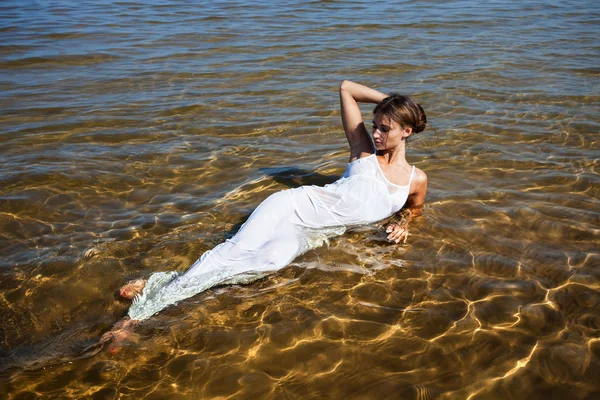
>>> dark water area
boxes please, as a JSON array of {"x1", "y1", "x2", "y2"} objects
[{"x1": 1, "y1": 0, "x2": 599, "y2": 398}]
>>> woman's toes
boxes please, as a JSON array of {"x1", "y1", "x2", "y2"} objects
[
  {"x1": 99, "y1": 331, "x2": 115, "y2": 344},
  {"x1": 106, "y1": 329, "x2": 140, "y2": 354}
]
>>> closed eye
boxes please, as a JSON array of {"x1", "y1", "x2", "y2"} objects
[{"x1": 372, "y1": 123, "x2": 390, "y2": 133}]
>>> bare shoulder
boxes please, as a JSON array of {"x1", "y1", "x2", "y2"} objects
[
  {"x1": 408, "y1": 167, "x2": 428, "y2": 206},
  {"x1": 413, "y1": 167, "x2": 428, "y2": 187}
]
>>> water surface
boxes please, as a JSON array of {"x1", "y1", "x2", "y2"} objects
[{"x1": 1, "y1": 0, "x2": 599, "y2": 398}]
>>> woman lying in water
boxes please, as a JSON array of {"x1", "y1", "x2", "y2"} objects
[{"x1": 92, "y1": 80, "x2": 429, "y2": 353}]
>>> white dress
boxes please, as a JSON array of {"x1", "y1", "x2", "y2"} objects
[{"x1": 128, "y1": 154, "x2": 415, "y2": 320}]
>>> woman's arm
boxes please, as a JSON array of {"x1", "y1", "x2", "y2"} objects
[
  {"x1": 386, "y1": 169, "x2": 428, "y2": 243},
  {"x1": 339, "y1": 80, "x2": 387, "y2": 161}
]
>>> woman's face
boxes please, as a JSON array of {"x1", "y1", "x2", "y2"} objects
[{"x1": 371, "y1": 112, "x2": 410, "y2": 150}]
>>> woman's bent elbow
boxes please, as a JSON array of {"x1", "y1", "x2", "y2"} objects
[{"x1": 340, "y1": 80, "x2": 352, "y2": 92}]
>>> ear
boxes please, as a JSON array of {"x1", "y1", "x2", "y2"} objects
[{"x1": 401, "y1": 126, "x2": 413, "y2": 138}]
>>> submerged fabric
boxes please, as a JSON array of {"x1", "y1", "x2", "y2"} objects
[{"x1": 128, "y1": 154, "x2": 415, "y2": 320}]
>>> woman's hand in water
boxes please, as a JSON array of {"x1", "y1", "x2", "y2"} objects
[
  {"x1": 386, "y1": 222, "x2": 409, "y2": 243},
  {"x1": 386, "y1": 206, "x2": 423, "y2": 244}
]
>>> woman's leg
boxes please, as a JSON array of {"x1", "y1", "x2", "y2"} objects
[
  {"x1": 90, "y1": 190, "x2": 303, "y2": 354},
  {"x1": 127, "y1": 190, "x2": 301, "y2": 321},
  {"x1": 185, "y1": 190, "x2": 300, "y2": 278}
]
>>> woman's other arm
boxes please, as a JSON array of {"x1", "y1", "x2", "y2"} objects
[
  {"x1": 386, "y1": 169, "x2": 428, "y2": 243},
  {"x1": 339, "y1": 80, "x2": 387, "y2": 161}
]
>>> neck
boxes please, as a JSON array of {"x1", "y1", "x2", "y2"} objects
[{"x1": 377, "y1": 142, "x2": 407, "y2": 165}]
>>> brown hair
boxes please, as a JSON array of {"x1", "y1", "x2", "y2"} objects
[{"x1": 373, "y1": 93, "x2": 427, "y2": 134}]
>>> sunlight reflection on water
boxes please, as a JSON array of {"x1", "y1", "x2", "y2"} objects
[{"x1": 1, "y1": 0, "x2": 599, "y2": 398}]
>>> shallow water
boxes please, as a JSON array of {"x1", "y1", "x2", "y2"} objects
[{"x1": 1, "y1": 0, "x2": 599, "y2": 398}]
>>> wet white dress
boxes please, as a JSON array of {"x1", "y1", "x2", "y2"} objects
[{"x1": 128, "y1": 154, "x2": 415, "y2": 320}]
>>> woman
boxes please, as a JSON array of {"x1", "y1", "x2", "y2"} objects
[{"x1": 95, "y1": 80, "x2": 428, "y2": 353}]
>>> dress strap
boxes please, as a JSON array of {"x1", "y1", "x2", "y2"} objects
[{"x1": 408, "y1": 165, "x2": 416, "y2": 186}]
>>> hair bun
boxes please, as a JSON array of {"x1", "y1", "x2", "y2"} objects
[
  {"x1": 373, "y1": 94, "x2": 427, "y2": 136},
  {"x1": 415, "y1": 103, "x2": 427, "y2": 134}
]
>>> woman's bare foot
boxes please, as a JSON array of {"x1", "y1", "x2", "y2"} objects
[
  {"x1": 99, "y1": 317, "x2": 140, "y2": 354},
  {"x1": 82, "y1": 317, "x2": 140, "y2": 356},
  {"x1": 119, "y1": 279, "x2": 147, "y2": 300}
]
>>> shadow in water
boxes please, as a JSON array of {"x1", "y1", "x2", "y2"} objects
[{"x1": 259, "y1": 166, "x2": 339, "y2": 188}]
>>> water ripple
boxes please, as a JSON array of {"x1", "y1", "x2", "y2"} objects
[{"x1": 1, "y1": 0, "x2": 599, "y2": 398}]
